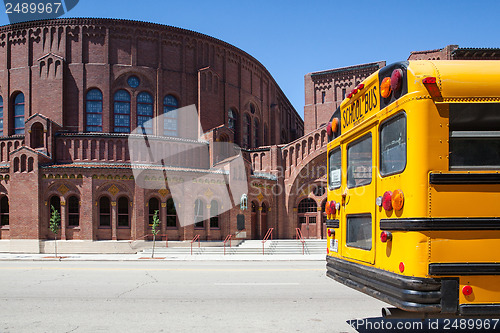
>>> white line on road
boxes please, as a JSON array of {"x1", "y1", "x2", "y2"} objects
[{"x1": 214, "y1": 282, "x2": 300, "y2": 286}]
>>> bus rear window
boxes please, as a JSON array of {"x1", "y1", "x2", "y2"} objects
[
  {"x1": 328, "y1": 148, "x2": 341, "y2": 189},
  {"x1": 347, "y1": 134, "x2": 372, "y2": 188},
  {"x1": 380, "y1": 113, "x2": 406, "y2": 176},
  {"x1": 346, "y1": 215, "x2": 372, "y2": 250},
  {"x1": 449, "y1": 103, "x2": 500, "y2": 169}
]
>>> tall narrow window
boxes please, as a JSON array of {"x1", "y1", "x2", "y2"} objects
[
  {"x1": 166, "y1": 198, "x2": 177, "y2": 228},
  {"x1": 254, "y1": 119, "x2": 259, "y2": 147},
  {"x1": 148, "y1": 197, "x2": 160, "y2": 226},
  {"x1": 99, "y1": 197, "x2": 111, "y2": 227},
  {"x1": 342, "y1": 88, "x2": 347, "y2": 100},
  {"x1": 68, "y1": 196, "x2": 79, "y2": 227},
  {"x1": 0, "y1": 96, "x2": 4, "y2": 137},
  {"x1": 228, "y1": 108, "x2": 238, "y2": 144},
  {"x1": 113, "y1": 90, "x2": 131, "y2": 133},
  {"x1": 322, "y1": 91, "x2": 326, "y2": 104},
  {"x1": 49, "y1": 196, "x2": 61, "y2": 226},
  {"x1": 117, "y1": 197, "x2": 129, "y2": 227},
  {"x1": 14, "y1": 93, "x2": 25, "y2": 135},
  {"x1": 242, "y1": 114, "x2": 251, "y2": 148},
  {"x1": 0, "y1": 196, "x2": 8, "y2": 226},
  {"x1": 163, "y1": 95, "x2": 179, "y2": 137},
  {"x1": 86, "y1": 89, "x2": 103, "y2": 132},
  {"x1": 210, "y1": 200, "x2": 219, "y2": 229},
  {"x1": 137, "y1": 92, "x2": 154, "y2": 134},
  {"x1": 194, "y1": 199, "x2": 204, "y2": 228}
]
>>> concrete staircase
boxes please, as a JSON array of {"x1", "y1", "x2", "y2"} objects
[{"x1": 137, "y1": 239, "x2": 326, "y2": 256}]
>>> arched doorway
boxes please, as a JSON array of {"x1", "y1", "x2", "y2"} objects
[{"x1": 298, "y1": 198, "x2": 317, "y2": 239}]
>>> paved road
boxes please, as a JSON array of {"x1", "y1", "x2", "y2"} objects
[{"x1": 0, "y1": 261, "x2": 386, "y2": 333}]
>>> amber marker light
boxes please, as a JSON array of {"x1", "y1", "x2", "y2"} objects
[
  {"x1": 325, "y1": 202, "x2": 331, "y2": 215},
  {"x1": 331, "y1": 118, "x2": 339, "y2": 134},
  {"x1": 380, "y1": 77, "x2": 392, "y2": 98},
  {"x1": 392, "y1": 189, "x2": 404, "y2": 211}
]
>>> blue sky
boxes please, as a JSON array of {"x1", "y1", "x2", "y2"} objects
[{"x1": 0, "y1": 0, "x2": 499, "y2": 118}]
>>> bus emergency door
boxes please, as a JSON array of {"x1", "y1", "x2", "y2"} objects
[{"x1": 341, "y1": 129, "x2": 376, "y2": 264}]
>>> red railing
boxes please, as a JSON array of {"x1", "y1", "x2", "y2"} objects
[
  {"x1": 190, "y1": 235, "x2": 200, "y2": 255},
  {"x1": 295, "y1": 228, "x2": 305, "y2": 255},
  {"x1": 223, "y1": 234, "x2": 232, "y2": 255},
  {"x1": 262, "y1": 228, "x2": 274, "y2": 255}
]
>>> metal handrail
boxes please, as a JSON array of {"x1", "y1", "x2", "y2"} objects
[
  {"x1": 190, "y1": 235, "x2": 200, "y2": 255},
  {"x1": 262, "y1": 228, "x2": 274, "y2": 255},
  {"x1": 295, "y1": 228, "x2": 305, "y2": 255},
  {"x1": 223, "y1": 234, "x2": 232, "y2": 255}
]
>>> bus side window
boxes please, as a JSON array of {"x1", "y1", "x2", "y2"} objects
[
  {"x1": 328, "y1": 148, "x2": 341, "y2": 189},
  {"x1": 380, "y1": 113, "x2": 407, "y2": 176},
  {"x1": 347, "y1": 134, "x2": 372, "y2": 188}
]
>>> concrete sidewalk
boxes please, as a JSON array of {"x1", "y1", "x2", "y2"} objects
[{"x1": 0, "y1": 252, "x2": 326, "y2": 261}]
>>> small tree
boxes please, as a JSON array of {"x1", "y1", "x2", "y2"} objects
[
  {"x1": 151, "y1": 210, "x2": 160, "y2": 258},
  {"x1": 49, "y1": 205, "x2": 61, "y2": 258}
]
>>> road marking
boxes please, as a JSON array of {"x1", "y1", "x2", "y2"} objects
[
  {"x1": 214, "y1": 282, "x2": 300, "y2": 286},
  {"x1": 0, "y1": 267, "x2": 323, "y2": 272}
]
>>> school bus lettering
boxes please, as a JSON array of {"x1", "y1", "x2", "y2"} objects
[{"x1": 342, "y1": 85, "x2": 378, "y2": 129}]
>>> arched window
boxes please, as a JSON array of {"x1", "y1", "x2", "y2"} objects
[
  {"x1": 242, "y1": 114, "x2": 251, "y2": 148},
  {"x1": 0, "y1": 96, "x2": 4, "y2": 137},
  {"x1": 14, "y1": 93, "x2": 25, "y2": 135},
  {"x1": 194, "y1": 198, "x2": 204, "y2": 228},
  {"x1": 117, "y1": 197, "x2": 129, "y2": 227},
  {"x1": 86, "y1": 89, "x2": 103, "y2": 132},
  {"x1": 99, "y1": 197, "x2": 111, "y2": 227},
  {"x1": 31, "y1": 123, "x2": 44, "y2": 148},
  {"x1": 228, "y1": 108, "x2": 238, "y2": 138},
  {"x1": 137, "y1": 92, "x2": 154, "y2": 134},
  {"x1": 298, "y1": 198, "x2": 317, "y2": 213},
  {"x1": 68, "y1": 196, "x2": 79, "y2": 227},
  {"x1": 148, "y1": 197, "x2": 160, "y2": 226},
  {"x1": 113, "y1": 90, "x2": 131, "y2": 133},
  {"x1": 163, "y1": 95, "x2": 179, "y2": 137},
  {"x1": 166, "y1": 198, "x2": 177, "y2": 228},
  {"x1": 49, "y1": 196, "x2": 61, "y2": 225},
  {"x1": 210, "y1": 200, "x2": 219, "y2": 229},
  {"x1": 254, "y1": 119, "x2": 259, "y2": 147},
  {"x1": 0, "y1": 196, "x2": 8, "y2": 226}
]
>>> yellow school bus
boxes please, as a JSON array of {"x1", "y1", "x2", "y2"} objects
[{"x1": 325, "y1": 60, "x2": 500, "y2": 316}]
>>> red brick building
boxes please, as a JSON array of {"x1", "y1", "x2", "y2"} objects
[{"x1": 0, "y1": 18, "x2": 310, "y2": 251}]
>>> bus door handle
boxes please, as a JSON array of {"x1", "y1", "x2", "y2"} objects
[{"x1": 342, "y1": 189, "x2": 350, "y2": 206}]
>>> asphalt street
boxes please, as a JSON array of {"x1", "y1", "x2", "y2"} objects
[{"x1": 0, "y1": 261, "x2": 386, "y2": 333}]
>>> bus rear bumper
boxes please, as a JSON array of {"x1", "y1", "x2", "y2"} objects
[{"x1": 326, "y1": 256, "x2": 450, "y2": 313}]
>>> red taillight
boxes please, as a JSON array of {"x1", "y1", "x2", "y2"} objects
[
  {"x1": 380, "y1": 231, "x2": 392, "y2": 243},
  {"x1": 390, "y1": 69, "x2": 403, "y2": 92},
  {"x1": 357, "y1": 84, "x2": 364, "y2": 90},
  {"x1": 347, "y1": 92, "x2": 353, "y2": 99},
  {"x1": 326, "y1": 122, "x2": 332, "y2": 137},
  {"x1": 462, "y1": 285, "x2": 473, "y2": 296},
  {"x1": 399, "y1": 262, "x2": 405, "y2": 273},
  {"x1": 327, "y1": 229, "x2": 335, "y2": 237},
  {"x1": 422, "y1": 76, "x2": 443, "y2": 100},
  {"x1": 330, "y1": 201, "x2": 336, "y2": 215},
  {"x1": 382, "y1": 191, "x2": 393, "y2": 211}
]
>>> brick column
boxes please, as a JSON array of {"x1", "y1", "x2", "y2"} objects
[
  {"x1": 111, "y1": 201, "x2": 117, "y2": 240},
  {"x1": 160, "y1": 202, "x2": 166, "y2": 239},
  {"x1": 60, "y1": 199, "x2": 67, "y2": 241}
]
